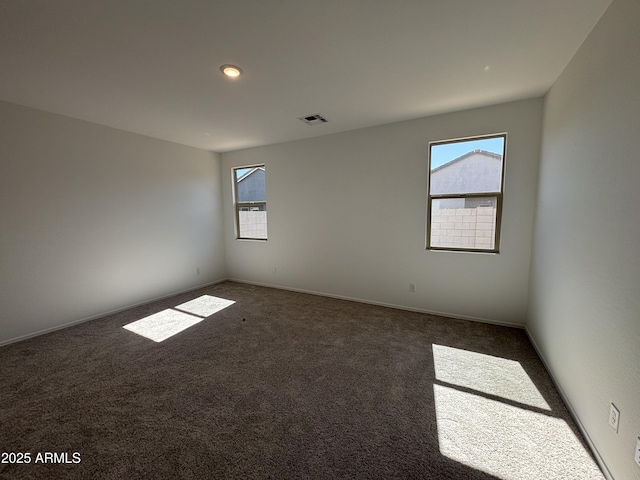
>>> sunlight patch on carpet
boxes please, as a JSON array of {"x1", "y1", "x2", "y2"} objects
[
  {"x1": 123, "y1": 309, "x2": 202, "y2": 342},
  {"x1": 175, "y1": 295, "x2": 235, "y2": 317},
  {"x1": 123, "y1": 295, "x2": 235, "y2": 342},
  {"x1": 432, "y1": 344, "x2": 550, "y2": 410},
  {"x1": 433, "y1": 384, "x2": 604, "y2": 480}
]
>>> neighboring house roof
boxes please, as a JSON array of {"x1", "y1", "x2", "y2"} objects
[
  {"x1": 237, "y1": 166, "x2": 266, "y2": 202},
  {"x1": 430, "y1": 149, "x2": 502, "y2": 195},
  {"x1": 237, "y1": 166, "x2": 265, "y2": 183},
  {"x1": 431, "y1": 149, "x2": 501, "y2": 174}
]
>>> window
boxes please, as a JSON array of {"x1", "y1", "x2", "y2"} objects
[
  {"x1": 427, "y1": 134, "x2": 506, "y2": 252},
  {"x1": 233, "y1": 165, "x2": 267, "y2": 240}
]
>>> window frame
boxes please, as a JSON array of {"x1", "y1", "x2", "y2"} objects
[
  {"x1": 426, "y1": 133, "x2": 507, "y2": 253},
  {"x1": 233, "y1": 164, "x2": 267, "y2": 241}
]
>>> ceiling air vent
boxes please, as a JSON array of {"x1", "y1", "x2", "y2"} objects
[{"x1": 298, "y1": 114, "x2": 328, "y2": 126}]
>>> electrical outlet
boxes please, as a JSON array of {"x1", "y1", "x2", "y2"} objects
[
  {"x1": 609, "y1": 403, "x2": 620, "y2": 433},
  {"x1": 196, "y1": 268, "x2": 200, "y2": 275},
  {"x1": 409, "y1": 283, "x2": 416, "y2": 293},
  {"x1": 272, "y1": 267, "x2": 277, "y2": 274},
  {"x1": 634, "y1": 437, "x2": 640, "y2": 467}
]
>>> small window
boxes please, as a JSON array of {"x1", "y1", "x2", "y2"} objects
[
  {"x1": 427, "y1": 134, "x2": 506, "y2": 253},
  {"x1": 233, "y1": 165, "x2": 267, "y2": 240}
]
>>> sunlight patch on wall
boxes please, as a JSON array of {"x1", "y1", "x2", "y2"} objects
[
  {"x1": 123, "y1": 295, "x2": 235, "y2": 342},
  {"x1": 433, "y1": 384, "x2": 604, "y2": 480},
  {"x1": 432, "y1": 344, "x2": 550, "y2": 410}
]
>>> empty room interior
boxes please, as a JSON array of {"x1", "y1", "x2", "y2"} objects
[{"x1": 1, "y1": 1, "x2": 638, "y2": 479}]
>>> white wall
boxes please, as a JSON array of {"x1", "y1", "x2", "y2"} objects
[
  {"x1": 527, "y1": 0, "x2": 640, "y2": 478},
  {"x1": 0, "y1": 101, "x2": 226, "y2": 345},
  {"x1": 222, "y1": 98, "x2": 542, "y2": 326}
]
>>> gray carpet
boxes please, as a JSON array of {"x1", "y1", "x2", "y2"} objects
[{"x1": 0, "y1": 281, "x2": 603, "y2": 479}]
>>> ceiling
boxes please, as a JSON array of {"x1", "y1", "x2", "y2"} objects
[{"x1": 0, "y1": 0, "x2": 611, "y2": 153}]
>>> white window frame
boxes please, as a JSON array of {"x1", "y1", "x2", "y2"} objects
[
  {"x1": 233, "y1": 164, "x2": 267, "y2": 241},
  {"x1": 426, "y1": 133, "x2": 507, "y2": 253}
]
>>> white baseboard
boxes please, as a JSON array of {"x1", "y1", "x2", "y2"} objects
[
  {"x1": 0, "y1": 278, "x2": 227, "y2": 348},
  {"x1": 524, "y1": 327, "x2": 614, "y2": 480},
  {"x1": 2, "y1": 276, "x2": 523, "y2": 348},
  {"x1": 227, "y1": 277, "x2": 524, "y2": 329}
]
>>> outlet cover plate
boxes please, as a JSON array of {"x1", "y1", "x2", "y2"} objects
[{"x1": 609, "y1": 403, "x2": 620, "y2": 432}]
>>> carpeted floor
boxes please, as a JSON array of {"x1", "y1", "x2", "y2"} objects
[{"x1": 0, "y1": 281, "x2": 603, "y2": 479}]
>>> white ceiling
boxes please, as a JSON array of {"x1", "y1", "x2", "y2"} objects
[{"x1": 0, "y1": 0, "x2": 611, "y2": 153}]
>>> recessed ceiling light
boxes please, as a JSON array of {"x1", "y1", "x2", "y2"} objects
[{"x1": 220, "y1": 65, "x2": 242, "y2": 78}]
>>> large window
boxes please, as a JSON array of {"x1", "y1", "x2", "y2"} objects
[
  {"x1": 233, "y1": 165, "x2": 267, "y2": 240},
  {"x1": 427, "y1": 134, "x2": 506, "y2": 253}
]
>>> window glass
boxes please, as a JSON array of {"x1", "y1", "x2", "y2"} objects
[
  {"x1": 427, "y1": 135, "x2": 505, "y2": 252},
  {"x1": 233, "y1": 165, "x2": 267, "y2": 240}
]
